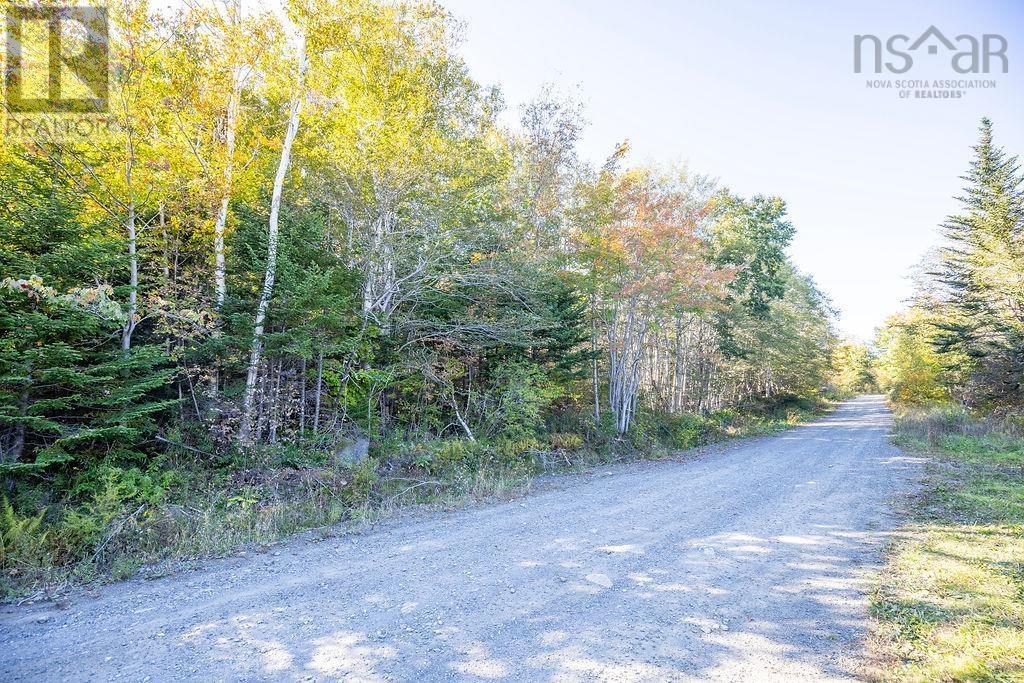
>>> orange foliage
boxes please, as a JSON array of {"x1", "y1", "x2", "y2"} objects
[{"x1": 590, "y1": 168, "x2": 732, "y2": 312}]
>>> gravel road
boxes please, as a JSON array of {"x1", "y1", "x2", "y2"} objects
[{"x1": 1, "y1": 395, "x2": 923, "y2": 682}]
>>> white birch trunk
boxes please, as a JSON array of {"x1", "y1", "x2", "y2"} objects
[
  {"x1": 606, "y1": 298, "x2": 650, "y2": 435},
  {"x1": 361, "y1": 208, "x2": 398, "y2": 326},
  {"x1": 239, "y1": 35, "x2": 307, "y2": 444},
  {"x1": 122, "y1": 200, "x2": 138, "y2": 351},
  {"x1": 214, "y1": 66, "x2": 243, "y2": 309}
]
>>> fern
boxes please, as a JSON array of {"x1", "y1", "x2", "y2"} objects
[{"x1": 0, "y1": 497, "x2": 50, "y2": 572}]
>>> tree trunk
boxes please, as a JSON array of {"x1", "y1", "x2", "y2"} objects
[
  {"x1": 450, "y1": 388, "x2": 475, "y2": 441},
  {"x1": 313, "y1": 350, "x2": 323, "y2": 433},
  {"x1": 239, "y1": 35, "x2": 307, "y2": 445},
  {"x1": 361, "y1": 208, "x2": 398, "y2": 325},
  {"x1": 214, "y1": 66, "x2": 243, "y2": 310},
  {"x1": 121, "y1": 200, "x2": 138, "y2": 351},
  {"x1": 299, "y1": 356, "x2": 307, "y2": 437},
  {"x1": 591, "y1": 295, "x2": 600, "y2": 422},
  {"x1": 269, "y1": 357, "x2": 282, "y2": 444},
  {"x1": 7, "y1": 388, "x2": 30, "y2": 465}
]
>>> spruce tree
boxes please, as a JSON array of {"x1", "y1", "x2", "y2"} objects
[
  {"x1": 0, "y1": 151, "x2": 174, "y2": 480},
  {"x1": 934, "y1": 118, "x2": 1024, "y2": 405}
]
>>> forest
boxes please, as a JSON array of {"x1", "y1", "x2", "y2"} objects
[
  {"x1": 0, "y1": 0, "x2": 845, "y2": 589},
  {"x1": 3, "y1": 3, "x2": 1022, "y2": 680}
]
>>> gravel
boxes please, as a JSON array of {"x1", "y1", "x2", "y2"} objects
[{"x1": 0, "y1": 395, "x2": 923, "y2": 681}]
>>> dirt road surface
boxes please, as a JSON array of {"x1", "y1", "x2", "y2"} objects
[{"x1": 1, "y1": 396, "x2": 922, "y2": 681}]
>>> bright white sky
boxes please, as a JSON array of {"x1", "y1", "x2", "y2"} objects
[{"x1": 441, "y1": 0, "x2": 1024, "y2": 341}]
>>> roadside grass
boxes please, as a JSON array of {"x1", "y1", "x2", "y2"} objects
[
  {"x1": 1, "y1": 398, "x2": 828, "y2": 600},
  {"x1": 871, "y1": 403, "x2": 1024, "y2": 682}
]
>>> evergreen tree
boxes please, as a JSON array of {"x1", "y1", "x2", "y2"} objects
[
  {"x1": 0, "y1": 151, "x2": 175, "y2": 479},
  {"x1": 934, "y1": 118, "x2": 1024, "y2": 405},
  {"x1": 529, "y1": 278, "x2": 595, "y2": 385}
]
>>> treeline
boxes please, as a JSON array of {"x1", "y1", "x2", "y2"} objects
[
  {"x1": 0, "y1": 0, "x2": 837, "y2": 583},
  {"x1": 866, "y1": 117, "x2": 1024, "y2": 682},
  {"x1": 874, "y1": 118, "x2": 1024, "y2": 409}
]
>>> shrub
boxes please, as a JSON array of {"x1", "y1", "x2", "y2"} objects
[
  {"x1": 277, "y1": 444, "x2": 330, "y2": 469},
  {"x1": 486, "y1": 362, "x2": 563, "y2": 441},
  {"x1": 428, "y1": 439, "x2": 485, "y2": 475},
  {"x1": 548, "y1": 433, "x2": 584, "y2": 450},
  {"x1": 0, "y1": 498, "x2": 51, "y2": 581},
  {"x1": 897, "y1": 404, "x2": 972, "y2": 444},
  {"x1": 53, "y1": 507, "x2": 108, "y2": 564},
  {"x1": 642, "y1": 412, "x2": 712, "y2": 450},
  {"x1": 493, "y1": 437, "x2": 540, "y2": 470},
  {"x1": 341, "y1": 458, "x2": 380, "y2": 505}
]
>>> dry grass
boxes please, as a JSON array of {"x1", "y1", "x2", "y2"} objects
[{"x1": 871, "y1": 404, "x2": 1024, "y2": 682}]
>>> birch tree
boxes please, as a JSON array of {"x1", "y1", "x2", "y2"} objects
[
  {"x1": 581, "y1": 166, "x2": 731, "y2": 433},
  {"x1": 164, "y1": 1, "x2": 277, "y2": 312},
  {"x1": 238, "y1": 32, "x2": 308, "y2": 444},
  {"x1": 513, "y1": 86, "x2": 585, "y2": 253},
  {"x1": 301, "y1": 2, "x2": 500, "y2": 330}
]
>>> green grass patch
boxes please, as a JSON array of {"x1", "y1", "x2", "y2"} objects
[{"x1": 872, "y1": 404, "x2": 1024, "y2": 681}]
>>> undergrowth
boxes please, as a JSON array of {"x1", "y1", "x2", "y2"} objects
[{"x1": 1, "y1": 397, "x2": 826, "y2": 599}]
